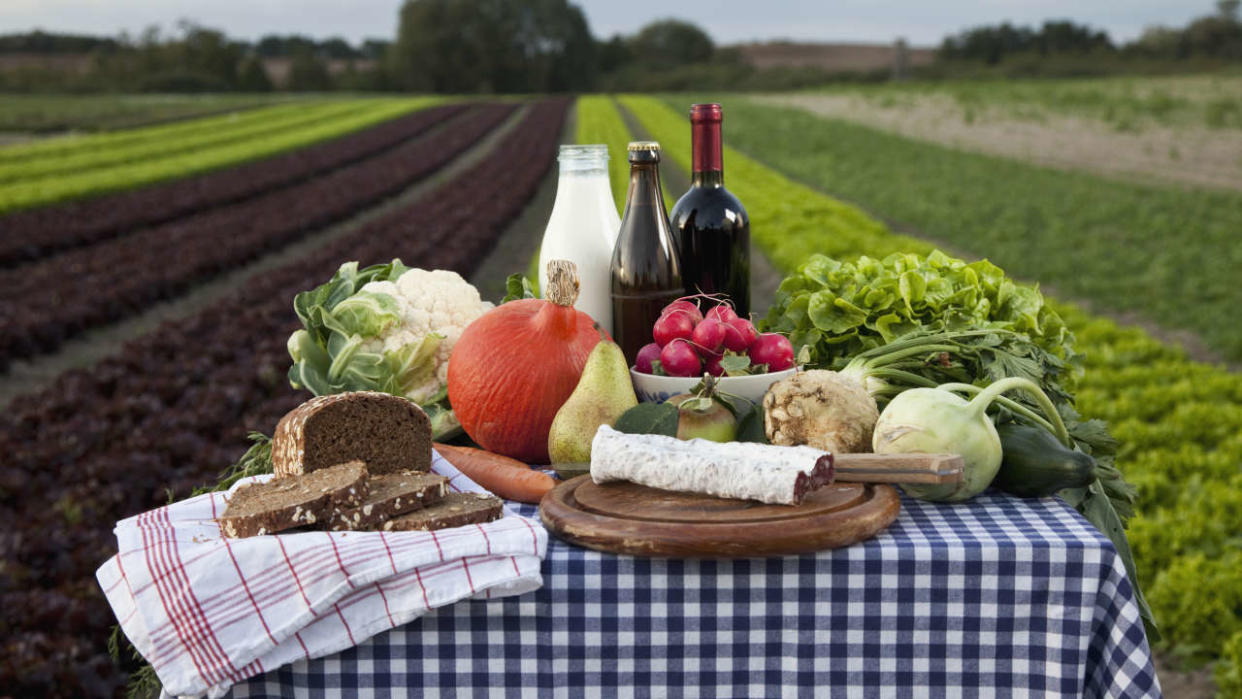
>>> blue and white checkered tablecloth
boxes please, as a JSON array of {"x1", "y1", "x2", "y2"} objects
[{"x1": 228, "y1": 491, "x2": 1160, "y2": 698}]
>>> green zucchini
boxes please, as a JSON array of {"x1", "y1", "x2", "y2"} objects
[{"x1": 993, "y1": 422, "x2": 1097, "y2": 498}]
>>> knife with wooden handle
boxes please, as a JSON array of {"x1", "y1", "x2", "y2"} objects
[{"x1": 833, "y1": 453, "x2": 964, "y2": 484}]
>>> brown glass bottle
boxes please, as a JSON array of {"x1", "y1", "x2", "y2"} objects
[
  {"x1": 669, "y1": 103, "x2": 750, "y2": 317},
  {"x1": 610, "y1": 141, "x2": 684, "y2": 364}
]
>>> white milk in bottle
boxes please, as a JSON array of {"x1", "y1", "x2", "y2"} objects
[{"x1": 539, "y1": 144, "x2": 621, "y2": 334}]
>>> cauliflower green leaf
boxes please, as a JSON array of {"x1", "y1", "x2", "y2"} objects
[{"x1": 287, "y1": 259, "x2": 491, "y2": 440}]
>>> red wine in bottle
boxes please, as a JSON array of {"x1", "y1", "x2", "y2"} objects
[
  {"x1": 611, "y1": 141, "x2": 684, "y2": 364},
  {"x1": 669, "y1": 103, "x2": 750, "y2": 317}
]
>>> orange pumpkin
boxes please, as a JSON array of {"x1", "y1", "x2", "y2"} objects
[{"x1": 448, "y1": 261, "x2": 606, "y2": 463}]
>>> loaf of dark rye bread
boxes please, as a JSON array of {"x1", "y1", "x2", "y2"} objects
[
  {"x1": 218, "y1": 461, "x2": 369, "y2": 538},
  {"x1": 327, "y1": 471, "x2": 450, "y2": 531},
  {"x1": 381, "y1": 492, "x2": 504, "y2": 532},
  {"x1": 272, "y1": 391, "x2": 431, "y2": 479}
]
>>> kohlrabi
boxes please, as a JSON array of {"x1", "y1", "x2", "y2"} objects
[{"x1": 872, "y1": 377, "x2": 1071, "y2": 502}]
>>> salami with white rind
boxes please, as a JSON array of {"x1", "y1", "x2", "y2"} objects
[{"x1": 589, "y1": 425, "x2": 835, "y2": 505}]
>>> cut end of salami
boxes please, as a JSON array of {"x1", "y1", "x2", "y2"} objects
[
  {"x1": 792, "y1": 453, "x2": 835, "y2": 505},
  {"x1": 590, "y1": 425, "x2": 835, "y2": 506}
]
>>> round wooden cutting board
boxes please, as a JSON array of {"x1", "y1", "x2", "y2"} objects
[{"x1": 540, "y1": 476, "x2": 901, "y2": 558}]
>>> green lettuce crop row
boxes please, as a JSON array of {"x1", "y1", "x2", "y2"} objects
[
  {"x1": 0, "y1": 98, "x2": 318, "y2": 164},
  {"x1": 0, "y1": 93, "x2": 286, "y2": 137},
  {"x1": 612, "y1": 95, "x2": 1242, "y2": 671},
  {"x1": 617, "y1": 95, "x2": 923, "y2": 271},
  {"x1": 0, "y1": 98, "x2": 436, "y2": 214},
  {"x1": 574, "y1": 96, "x2": 632, "y2": 210},
  {"x1": 708, "y1": 97, "x2": 1242, "y2": 363},
  {"x1": 1218, "y1": 632, "x2": 1242, "y2": 696},
  {"x1": 0, "y1": 101, "x2": 368, "y2": 185}
]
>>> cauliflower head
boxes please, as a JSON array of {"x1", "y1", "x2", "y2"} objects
[{"x1": 358, "y1": 268, "x2": 493, "y2": 403}]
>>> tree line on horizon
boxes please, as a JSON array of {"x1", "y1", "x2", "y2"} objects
[{"x1": 1, "y1": 0, "x2": 1240, "y2": 93}]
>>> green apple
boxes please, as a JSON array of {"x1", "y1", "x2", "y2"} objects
[{"x1": 668, "y1": 393, "x2": 737, "y2": 443}]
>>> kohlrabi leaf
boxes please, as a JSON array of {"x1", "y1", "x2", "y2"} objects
[
  {"x1": 613, "y1": 402, "x2": 679, "y2": 437},
  {"x1": 735, "y1": 404, "x2": 768, "y2": 443}
]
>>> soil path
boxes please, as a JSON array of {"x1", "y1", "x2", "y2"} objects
[
  {"x1": 468, "y1": 102, "x2": 575, "y2": 300},
  {"x1": 0, "y1": 105, "x2": 530, "y2": 409},
  {"x1": 756, "y1": 93, "x2": 1242, "y2": 192}
]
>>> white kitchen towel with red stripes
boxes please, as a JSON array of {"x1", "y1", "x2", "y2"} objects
[{"x1": 96, "y1": 452, "x2": 547, "y2": 698}]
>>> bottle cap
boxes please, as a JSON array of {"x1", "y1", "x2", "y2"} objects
[
  {"x1": 627, "y1": 141, "x2": 661, "y2": 163},
  {"x1": 689, "y1": 103, "x2": 722, "y2": 122}
]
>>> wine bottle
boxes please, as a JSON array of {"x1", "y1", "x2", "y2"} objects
[
  {"x1": 610, "y1": 141, "x2": 684, "y2": 364},
  {"x1": 669, "y1": 103, "x2": 750, "y2": 317}
]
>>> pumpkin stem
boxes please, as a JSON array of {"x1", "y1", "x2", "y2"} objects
[{"x1": 546, "y1": 259, "x2": 580, "y2": 307}]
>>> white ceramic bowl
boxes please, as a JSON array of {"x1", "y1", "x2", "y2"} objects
[{"x1": 629, "y1": 366, "x2": 798, "y2": 406}]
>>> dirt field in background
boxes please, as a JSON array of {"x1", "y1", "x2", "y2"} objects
[{"x1": 756, "y1": 92, "x2": 1242, "y2": 191}]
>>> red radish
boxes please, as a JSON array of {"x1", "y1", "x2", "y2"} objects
[
  {"x1": 703, "y1": 353, "x2": 725, "y2": 377},
  {"x1": 748, "y1": 333, "x2": 795, "y2": 372},
  {"x1": 726, "y1": 318, "x2": 758, "y2": 351},
  {"x1": 705, "y1": 304, "x2": 739, "y2": 325},
  {"x1": 662, "y1": 299, "x2": 703, "y2": 324},
  {"x1": 653, "y1": 310, "x2": 696, "y2": 348},
  {"x1": 660, "y1": 339, "x2": 702, "y2": 377},
  {"x1": 634, "y1": 342, "x2": 662, "y2": 374},
  {"x1": 691, "y1": 319, "x2": 728, "y2": 354}
]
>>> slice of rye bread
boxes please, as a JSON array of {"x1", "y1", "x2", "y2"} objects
[
  {"x1": 218, "y1": 460, "x2": 369, "y2": 538},
  {"x1": 327, "y1": 472, "x2": 450, "y2": 531},
  {"x1": 272, "y1": 391, "x2": 431, "y2": 479},
  {"x1": 381, "y1": 492, "x2": 504, "y2": 532}
]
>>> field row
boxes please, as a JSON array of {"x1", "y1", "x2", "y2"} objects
[
  {"x1": 583, "y1": 95, "x2": 1242, "y2": 675},
  {"x1": 0, "y1": 103, "x2": 466, "y2": 267},
  {"x1": 0, "y1": 98, "x2": 569, "y2": 696},
  {"x1": 0, "y1": 100, "x2": 368, "y2": 184},
  {"x1": 715, "y1": 96, "x2": 1242, "y2": 363},
  {"x1": 0, "y1": 103, "x2": 505, "y2": 370},
  {"x1": 0, "y1": 98, "x2": 435, "y2": 214},
  {"x1": 0, "y1": 93, "x2": 289, "y2": 134}
]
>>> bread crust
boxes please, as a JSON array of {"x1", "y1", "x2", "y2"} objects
[
  {"x1": 218, "y1": 461, "x2": 369, "y2": 538},
  {"x1": 272, "y1": 391, "x2": 431, "y2": 478},
  {"x1": 327, "y1": 472, "x2": 450, "y2": 531},
  {"x1": 382, "y1": 492, "x2": 504, "y2": 532}
]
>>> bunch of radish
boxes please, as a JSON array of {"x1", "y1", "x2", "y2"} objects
[{"x1": 633, "y1": 298, "x2": 796, "y2": 377}]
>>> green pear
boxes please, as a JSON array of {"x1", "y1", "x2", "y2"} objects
[{"x1": 548, "y1": 339, "x2": 638, "y2": 463}]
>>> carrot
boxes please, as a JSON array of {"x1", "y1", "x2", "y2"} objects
[{"x1": 433, "y1": 443, "x2": 557, "y2": 504}]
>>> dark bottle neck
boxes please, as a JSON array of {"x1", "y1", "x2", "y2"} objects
[
  {"x1": 690, "y1": 118, "x2": 723, "y2": 188},
  {"x1": 622, "y1": 162, "x2": 666, "y2": 220}
]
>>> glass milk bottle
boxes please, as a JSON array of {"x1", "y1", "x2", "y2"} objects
[{"x1": 538, "y1": 144, "x2": 621, "y2": 335}]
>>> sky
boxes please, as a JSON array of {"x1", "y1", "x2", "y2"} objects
[{"x1": 0, "y1": 0, "x2": 1214, "y2": 47}]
